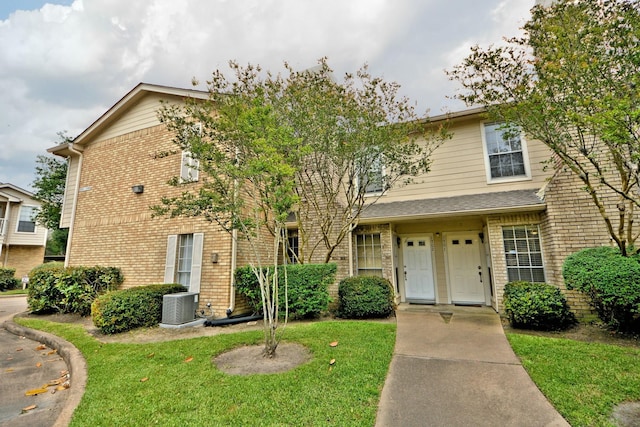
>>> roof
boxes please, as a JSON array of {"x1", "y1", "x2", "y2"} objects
[
  {"x1": 48, "y1": 83, "x2": 208, "y2": 155},
  {"x1": 0, "y1": 183, "x2": 35, "y2": 202},
  {"x1": 359, "y1": 189, "x2": 545, "y2": 223}
]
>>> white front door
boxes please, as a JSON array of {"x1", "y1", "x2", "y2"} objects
[
  {"x1": 403, "y1": 236, "x2": 436, "y2": 302},
  {"x1": 446, "y1": 233, "x2": 485, "y2": 304}
]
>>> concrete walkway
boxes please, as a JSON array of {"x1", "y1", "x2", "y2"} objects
[{"x1": 375, "y1": 305, "x2": 570, "y2": 427}]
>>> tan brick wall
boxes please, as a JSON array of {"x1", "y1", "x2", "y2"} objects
[
  {"x1": 67, "y1": 124, "x2": 239, "y2": 316},
  {"x1": 1, "y1": 245, "x2": 45, "y2": 278}
]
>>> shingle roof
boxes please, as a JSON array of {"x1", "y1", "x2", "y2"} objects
[{"x1": 360, "y1": 189, "x2": 545, "y2": 222}]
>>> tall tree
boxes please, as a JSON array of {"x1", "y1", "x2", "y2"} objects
[
  {"x1": 32, "y1": 132, "x2": 71, "y2": 255},
  {"x1": 448, "y1": 0, "x2": 640, "y2": 255},
  {"x1": 155, "y1": 64, "x2": 300, "y2": 357}
]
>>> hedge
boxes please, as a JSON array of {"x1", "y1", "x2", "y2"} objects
[
  {"x1": 235, "y1": 263, "x2": 337, "y2": 319},
  {"x1": 563, "y1": 246, "x2": 640, "y2": 331},
  {"x1": 0, "y1": 267, "x2": 19, "y2": 291},
  {"x1": 27, "y1": 263, "x2": 123, "y2": 315},
  {"x1": 337, "y1": 276, "x2": 395, "y2": 319},
  {"x1": 503, "y1": 281, "x2": 575, "y2": 330},
  {"x1": 91, "y1": 284, "x2": 187, "y2": 334}
]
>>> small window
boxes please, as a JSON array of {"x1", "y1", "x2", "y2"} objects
[
  {"x1": 502, "y1": 225, "x2": 545, "y2": 283},
  {"x1": 180, "y1": 150, "x2": 200, "y2": 182},
  {"x1": 465, "y1": 239, "x2": 473, "y2": 245},
  {"x1": 418, "y1": 241, "x2": 426, "y2": 246},
  {"x1": 17, "y1": 205, "x2": 37, "y2": 233},
  {"x1": 356, "y1": 233, "x2": 382, "y2": 276},
  {"x1": 407, "y1": 241, "x2": 414, "y2": 247},
  {"x1": 452, "y1": 239, "x2": 459, "y2": 245},
  {"x1": 357, "y1": 150, "x2": 384, "y2": 195},
  {"x1": 287, "y1": 235, "x2": 299, "y2": 264},
  {"x1": 482, "y1": 122, "x2": 528, "y2": 182}
]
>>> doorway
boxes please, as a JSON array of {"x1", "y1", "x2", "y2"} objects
[
  {"x1": 445, "y1": 232, "x2": 486, "y2": 304},
  {"x1": 403, "y1": 235, "x2": 436, "y2": 303}
]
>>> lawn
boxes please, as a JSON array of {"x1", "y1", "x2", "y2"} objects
[
  {"x1": 15, "y1": 318, "x2": 395, "y2": 427},
  {"x1": 0, "y1": 289, "x2": 27, "y2": 296},
  {"x1": 507, "y1": 332, "x2": 640, "y2": 427}
]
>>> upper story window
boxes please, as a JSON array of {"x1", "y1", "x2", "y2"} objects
[
  {"x1": 180, "y1": 150, "x2": 200, "y2": 182},
  {"x1": 358, "y1": 153, "x2": 384, "y2": 195},
  {"x1": 481, "y1": 122, "x2": 529, "y2": 183},
  {"x1": 17, "y1": 205, "x2": 38, "y2": 233}
]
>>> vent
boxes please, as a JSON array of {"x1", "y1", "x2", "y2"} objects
[{"x1": 162, "y1": 292, "x2": 198, "y2": 325}]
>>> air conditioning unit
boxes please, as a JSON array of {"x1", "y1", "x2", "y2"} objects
[{"x1": 162, "y1": 292, "x2": 198, "y2": 325}]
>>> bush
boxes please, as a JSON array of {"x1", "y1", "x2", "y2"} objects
[
  {"x1": 27, "y1": 263, "x2": 123, "y2": 315},
  {"x1": 91, "y1": 284, "x2": 186, "y2": 334},
  {"x1": 563, "y1": 246, "x2": 640, "y2": 331},
  {"x1": 0, "y1": 268, "x2": 19, "y2": 291},
  {"x1": 337, "y1": 276, "x2": 395, "y2": 319},
  {"x1": 235, "y1": 263, "x2": 336, "y2": 319},
  {"x1": 503, "y1": 281, "x2": 575, "y2": 330}
]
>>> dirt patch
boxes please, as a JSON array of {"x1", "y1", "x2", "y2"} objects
[
  {"x1": 502, "y1": 318, "x2": 640, "y2": 348},
  {"x1": 214, "y1": 343, "x2": 312, "y2": 375},
  {"x1": 611, "y1": 402, "x2": 640, "y2": 427}
]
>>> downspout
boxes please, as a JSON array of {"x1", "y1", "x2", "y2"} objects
[
  {"x1": 0, "y1": 201, "x2": 9, "y2": 265},
  {"x1": 227, "y1": 228, "x2": 238, "y2": 316},
  {"x1": 64, "y1": 143, "x2": 83, "y2": 268},
  {"x1": 348, "y1": 224, "x2": 354, "y2": 276}
]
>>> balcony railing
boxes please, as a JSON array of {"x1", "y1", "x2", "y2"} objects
[{"x1": 0, "y1": 218, "x2": 6, "y2": 238}]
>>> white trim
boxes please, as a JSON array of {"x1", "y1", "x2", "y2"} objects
[
  {"x1": 189, "y1": 232, "x2": 204, "y2": 294},
  {"x1": 399, "y1": 233, "x2": 437, "y2": 304},
  {"x1": 480, "y1": 121, "x2": 532, "y2": 184},
  {"x1": 443, "y1": 231, "x2": 489, "y2": 305},
  {"x1": 164, "y1": 235, "x2": 178, "y2": 283},
  {"x1": 15, "y1": 205, "x2": 38, "y2": 234}
]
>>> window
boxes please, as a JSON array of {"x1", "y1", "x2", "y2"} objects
[
  {"x1": 164, "y1": 233, "x2": 204, "y2": 292},
  {"x1": 502, "y1": 225, "x2": 545, "y2": 283},
  {"x1": 286, "y1": 235, "x2": 299, "y2": 264},
  {"x1": 176, "y1": 234, "x2": 194, "y2": 287},
  {"x1": 356, "y1": 233, "x2": 383, "y2": 276},
  {"x1": 358, "y1": 151, "x2": 384, "y2": 195},
  {"x1": 180, "y1": 150, "x2": 200, "y2": 182},
  {"x1": 482, "y1": 122, "x2": 528, "y2": 181},
  {"x1": 17, "y1": 205, "x2": 37, "y2": 233}
]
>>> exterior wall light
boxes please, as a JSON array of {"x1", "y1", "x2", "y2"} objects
[{"x1": 131, "y1": 185, "x2": 144, "y2": 194}]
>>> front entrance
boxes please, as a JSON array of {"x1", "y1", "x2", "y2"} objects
[
  {"x1": 446, "y1": 232, "x2": 486, "y2": 304},
  {"x1": 403, "y1": 236, "x2": 435, "y2": 303}
]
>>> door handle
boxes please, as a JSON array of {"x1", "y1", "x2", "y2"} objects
[{"x1": 478, "y1": 271, "x2": 483, "y2": 283}]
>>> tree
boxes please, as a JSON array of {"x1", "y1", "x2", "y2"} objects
[
  {"x1": 448, "y1": 0, "x2": 640, "y2": 255},
  {"x1": 155, "y1": 63, "x2": 300, "y2": 357},
  {"x1": 32, "y1": 131, "x2": 71, "y2": 255}
]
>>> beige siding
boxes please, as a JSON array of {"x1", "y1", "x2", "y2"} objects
[
  {"x1": 60, "y1": 156, "x2": 79, "y2": 229},
  {"x1": 90, "y1": 94, "x2": 167, "y2": 142},
  {"x1": 0, "y1": 188, "x2": 47, "y2": 247},
  {"x1": 380, "y1": 117, "x2": 554, "y2": 203}
]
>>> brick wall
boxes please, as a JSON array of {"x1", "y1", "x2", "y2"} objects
[{"x1": 1, "y1": 245, "x2": 45, "y2": 279}]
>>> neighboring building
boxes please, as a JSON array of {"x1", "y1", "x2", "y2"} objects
[
  {"x1": 0, "y1": 183, "x2": 48, "y2": 278},
  {"x1": 51, "y1": 83, "x2": 618, "y2": 317}
]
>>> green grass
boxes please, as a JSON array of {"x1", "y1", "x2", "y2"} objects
[
  {"x1": 507, "y1": 333, "x2": 640, "y2": 427},
  {"x1": 15, "y1": 318, "x2": 395, "y2": 427},
  {"x1": 0, "y1": 288, "x2": 27, "y2": 296}
]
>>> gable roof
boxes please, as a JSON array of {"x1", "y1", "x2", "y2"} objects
[
  {"x1": 359, "y1": 189, "x2": 545, "y2": 223},
  {"x1": 0, "y1": 183, "x2": 34, "y2": 202}
]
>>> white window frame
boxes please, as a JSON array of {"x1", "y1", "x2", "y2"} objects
[
  {"x1": 480, "y1": 121, "x2": 531, "y2": 184},
  {"x1": 355, "y1": 233, "x2": 383, "y2": 276},
  {"x1": 180, "y1": 123, "x2": 202, "y2": 183},
  {"x1": 16, "y1": 205, "x2": 38, "y2": 233},
  {"x1": 357, "y1": 153, "x2": 385, "y2": 196},
  {"x1": 164, "y1": 232, "x2": 204, "y2": 293},
  {"x1": 502, "y1": 225, "x2": 546, "y2": 283}
]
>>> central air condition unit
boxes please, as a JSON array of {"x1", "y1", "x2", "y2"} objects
[{"x1": 162, "y1": 292, "x2": 199, "y2": 325}]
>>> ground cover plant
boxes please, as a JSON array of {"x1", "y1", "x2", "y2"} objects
[
  {"x1": 503, "y1": 281, "x2": 575, "y2": 330},
  {"x1": 507, "y1": 332, "x2": 640, "y2": 427},
  {"x1": 15, "y1": 318, "x2": 395, "y2": 426}
]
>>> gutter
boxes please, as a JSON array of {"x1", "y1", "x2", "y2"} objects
[{"x1": 227, "y1": 228, "x2": 238, "y2": 316}]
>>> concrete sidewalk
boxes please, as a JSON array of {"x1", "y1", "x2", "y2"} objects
[{"x1": 375, "y1": 306, "x2": 570, "y2": 427}]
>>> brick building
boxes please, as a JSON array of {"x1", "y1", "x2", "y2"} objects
[{"x1": 50, "y1": 83, "x2": 622, "y2": 317}]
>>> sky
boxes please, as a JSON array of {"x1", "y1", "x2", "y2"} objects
[{"x1": 0, "y1": 0, "x2": 534, "y2": 192}]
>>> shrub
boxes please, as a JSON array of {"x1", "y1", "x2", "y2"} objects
[
  {"x1": 563, "y1": 246, "x2": 640, "y2": 331},
  {"x1": 91, "y1": 284, "x2": 186, "y2": 334},
  {"x1": 235, "y1": 263, "x2": 336, "y2": 319},
  {"x1": 337, "y1": 276, "x2": 395, "y2": 319},
  {"x1": 0, "y1": 268, "x2": 19, "y2": 291},
  {"x1": 27, "y1": 263, "x2": 123, "y2": 315},
  {"x1": 503, "y1": 281, "x2": 575, "y2": 330}
]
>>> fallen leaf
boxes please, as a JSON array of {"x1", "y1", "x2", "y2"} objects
[
  {"x1": 329, "y1": 341, "x2": 338, "y2": 347},
  {"x1": 21, "y1": 405, "x2": 37, "y2": 413},
  {"x1": 184, "y1": 356, "x2": 193, "y2": 363},
  {"x1": 6, "y1": 357, "x2": 13, "y2": 361},
  {"x1": 16, "y1": 348, "x2": 23, "y2": 352},
  {"x1": 146, "y1": 352, "x2": 155, "y2": 359},
  {"x1": 46, "y1": 350, "x2": 57, "y2": 356},
  {"x1": 140, "y1": 377, "x2": 149, "y2": 382},
  {"x1": 60, "y1": 370, "x2": 68, "y2": 376},
  {"x1": 5, "y1": 368, "x2": 14, "y2": 373},
  {"x1": 36, "y1": 362, "x2": 42, "y2": 368},
  {"x1": 329, "y1": 359, "x2": 336, "y2": 365},
  {"x1": 25, "y1": 387, "x2": 49, "y2": 396},
  {"x1": 36, "y1": 344, "x2": 46, "y2": 351}
]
